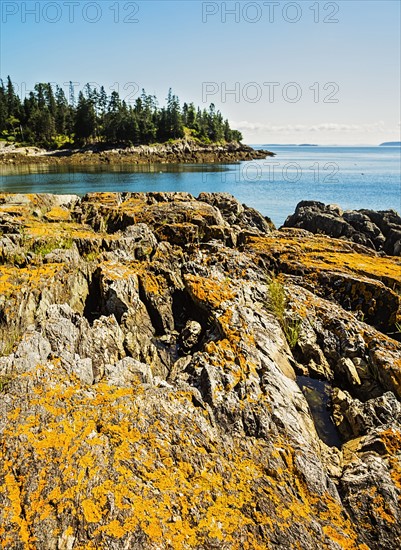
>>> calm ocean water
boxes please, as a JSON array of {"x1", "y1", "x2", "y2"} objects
[{"x1": 1, "y1": 146, "x2": 400, "y2": 227}]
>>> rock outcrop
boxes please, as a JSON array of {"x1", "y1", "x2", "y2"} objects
[
  {"x1": 0, "y1": 140, "x2": 274, "y2": 167},
  {"x1": 284, "y1": 201, "x2": 401, "y2": 256},
  {"x1": 0, "y1": 192, "x2": 400, "y2": 549}
]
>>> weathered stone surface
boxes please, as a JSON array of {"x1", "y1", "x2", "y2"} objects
[
  {"x1": 179, "y1": 320, "x2": 202, "y2": 352},
  {"x1": 0, "y1": 192, "x2": 400, "y2": 549},
  {"x1": 245, "y1": 229, "x2": 401, "y2": 334},
  {"x1": 285, "y1": 200, "x2": 401, "y2": 256},
  {"x1": 332, "y1": 389, "x2": 401, "y2": 440},
  {"x1": 0, "y1": 139, "x2": 275, "y2": 167}
]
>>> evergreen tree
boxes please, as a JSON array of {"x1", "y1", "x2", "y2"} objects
[
  {"x1": 103, "y1": 91, "x2": 122, "y2": 143},
  {"x1": 55, "y1": 86, "x2": 69, "y2": 135},
  {"x1": 166, "y1": 88, "x2": 184, "y2": 140},
  {"x1": 97, "y1": 86, "x2": 108, "y2": 136},
  {"x1": 135, "y1": 90, "x2": 157, "y2": 144},
  {"x1": 185, "y1": 103, "x2": 198, "y2": 133},
  {"x1": 74, "y1": 92, "x2": 96, "y2": 143},
  {"x1": 29, "y1": 108, "x2": 55, "y2": 145},
  {"x1": 223, "y1": 119, "x2": 232, "y2": 142},
  {"x1": 0, "y1": 80, "x2": 7, "y2": 132},
  {"x1": 44, "y1": 84, "x2": 57, "y2": 118},
  {"x1": 34, "y1": 84, "x2": 46, "y2": 110},
  {"x1": 6, "y1": 76, "x2": 20, "y2": 118}
]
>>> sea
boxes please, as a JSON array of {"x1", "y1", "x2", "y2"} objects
[{"x1": 1, "y1": 145, "x2": 400, "y2": 227}]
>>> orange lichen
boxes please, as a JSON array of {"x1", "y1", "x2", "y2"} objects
[
  {"x1": 184, "y1": 273, "x2": 235, "y2": 309},
  {"x1": 0, "y1": 263, "x2": 63, "y2": 297},
  {"x1": 247, "y1": 234, "x2": 401, "y2": 289},
  {"x1": 43, "y1": 206, "x2": 71, "y2": 222},
  {"x1": 323, "y1": 525, "x2": 369, "y2": 549},
  {"x1": 0, "y1": 363, "x2": 371, "y2": 549},
  {"x1": 184, "y1": 274, "x2": 257, "y2": 377},
  {"x1": 380, "y1": 428, "x2": 401, "y2": 454},
  {"x1": 82, "y1": 499, "x2": 104, "y2": 523}
]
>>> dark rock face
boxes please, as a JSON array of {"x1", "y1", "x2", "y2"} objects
[
  {"x1": 0, "y1": 192, "x2": 400, "y2": 549},
  {"x1": 284, "y1": 201, "x2": 401, "y2": 256}
]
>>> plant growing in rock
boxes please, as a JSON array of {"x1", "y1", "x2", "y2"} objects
[
  {"x1": 267, "y1": 278, "x2": 301, "y2": 349},
  {"x1": 283, "y1": 318, "x2": 302, "y2": 349},
  {"x1": 30, "y1": 237, "x2": 74, "y2": 257},
  {"x1": 267, "y1": 278, "x2": 286, "y2": 319},
  {"x1": 0, "y1": 323, "x2": 21, "y2": 356},
  {"x1": 0, "y1": 374, "x2": 13, "y2": 392}
]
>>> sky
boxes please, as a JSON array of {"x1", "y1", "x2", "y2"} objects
[{"x1": 0, "y1": 0, "x2": 400, "y2": 145}]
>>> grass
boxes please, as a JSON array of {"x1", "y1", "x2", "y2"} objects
[
  {"x1": 0, "y1": 323, "x2": 22, "y2": 356},
  {"x1": 283, "y1": 319, "x2": 302, "y2": 349},
  {"x1": 268, "y1": 279, "x2": 286, "y2": 319},
  {"x1": 388, "y1": 322, "x2": 401, "y2": 337},
  {"x1": 267, "y1": 278, "x2": 301, "y2": 349}
]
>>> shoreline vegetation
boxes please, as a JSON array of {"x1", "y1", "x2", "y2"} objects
[{"x1": 0, "y1": 76, "x2": 274, "y2": 166}]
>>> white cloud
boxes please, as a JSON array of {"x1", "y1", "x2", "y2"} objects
[{"x1": 233, "y1": 120, "x2": 392, "y2": 135}]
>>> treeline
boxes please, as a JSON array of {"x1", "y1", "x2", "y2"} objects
[{"x1": 0, "y1": 77, "x2": 243, "y2": 148}]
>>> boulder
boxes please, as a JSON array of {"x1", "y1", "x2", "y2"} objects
[{"x1": 285, "y1": 201, "x2": 401, "y2": 255}]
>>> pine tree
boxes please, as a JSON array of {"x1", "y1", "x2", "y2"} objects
[
  {"x1": 29, "y1": 108, "x2": 55, "y2": 145},
  {"x1": 44, "y1": 84, "x2": 57, "y2": 118},
  {"x1": 185, "y1": 103, "x2": 198, "y2": 133},
  {"x1": 0, "y1": 80, "x2": 7, "y2": 133},
  {"x1": 74, "y1": 92, "x2": 96, "y2": 143},
  {"x1": 136, "y1": 90, "x2": 157, "y2": 144},
  {"x1": 165, "y1": 88, "x2": 184, "y2": 140},
  {"x1": 55, "y1": 86, "x2": 69, "y2": 135},
  {"x1": 6, "y1": 76, "x2": 20, "y2": 118}
]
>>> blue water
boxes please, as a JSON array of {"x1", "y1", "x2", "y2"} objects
[{"x1": 0, "y1": 146, "x2": 400, "y2": 227}]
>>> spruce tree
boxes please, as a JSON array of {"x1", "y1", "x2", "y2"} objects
[{"x1": 74, "y1": 92, "x2": 96, "y2": 143}]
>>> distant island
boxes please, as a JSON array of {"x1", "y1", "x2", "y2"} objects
[
  {"x1": 380, "y1": 141, "x2": 401, "y2": 146},
  {"x1": 260, "y1": 144, "x2": 318, "y2": 147}
]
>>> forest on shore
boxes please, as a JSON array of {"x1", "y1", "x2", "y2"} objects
[{"x1": 0, "y1": 77, "x2": 243, "y2": 149}]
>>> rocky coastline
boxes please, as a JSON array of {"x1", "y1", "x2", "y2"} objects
[
  {"x1": 0, "y1": 140, "x2": 274, "y2": 167},
  {"x1": 0, "y1": 192, "x2": 400, "y2": 549},
  {"x1": 284, "y1": 200, "x2": 401, "y2": 256}
]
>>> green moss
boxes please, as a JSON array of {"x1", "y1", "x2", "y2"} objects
[
  {"x1": 30, "y1": 237, "x2": 74, "y2": 257},
  {"x1": 0, "y1": 374, "x2": 14, "y2": 391}
]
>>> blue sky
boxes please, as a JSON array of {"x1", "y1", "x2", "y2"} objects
[{"x1": 1, "y1": 0, "x2": 400, "y2": 144}]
